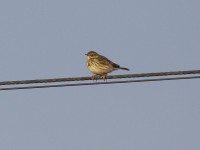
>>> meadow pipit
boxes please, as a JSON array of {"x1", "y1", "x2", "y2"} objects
[{"x1": 86, "y1": 51, "x2": 129, "y2": 80}]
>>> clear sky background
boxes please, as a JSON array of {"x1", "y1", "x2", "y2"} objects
[{"x1": 0, "y1": 0, "x2": 200, "y2": 150}]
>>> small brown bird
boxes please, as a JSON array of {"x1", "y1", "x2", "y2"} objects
[{"x1": 86, "y1": 51, "x2": 129, "y2": 80}]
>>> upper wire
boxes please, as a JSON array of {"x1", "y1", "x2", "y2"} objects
[
  {"x1": 0, "y1": 69, "x2": 200, "y2": 86},
  {"x1": 0, "y1": 75, "x2": 200, "y2": 91}
]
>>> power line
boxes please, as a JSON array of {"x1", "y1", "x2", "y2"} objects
[
  {"x1": 0, "y1": 76, "x2": 200, "y2": 91},
  {"x1": 0, "y1": 69, "x2": 200, "y2": 86}
]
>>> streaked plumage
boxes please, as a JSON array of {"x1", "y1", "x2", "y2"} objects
[{"x1": 85, "y1": 51, "x2": 129, "y2": 79}]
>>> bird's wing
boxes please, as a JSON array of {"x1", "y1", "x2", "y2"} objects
[{"x1": 99, "y1": 55, "x2": 120, "y2": 68}]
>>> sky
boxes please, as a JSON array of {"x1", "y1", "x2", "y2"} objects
[{"x1": 0, "y1": 0, "x2": 200, "y2": 150}]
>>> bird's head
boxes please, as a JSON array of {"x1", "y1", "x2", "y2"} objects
[{"x1": 85, "y1": 51, "x2": 99, "y2": 59}]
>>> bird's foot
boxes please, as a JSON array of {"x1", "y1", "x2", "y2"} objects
[
  {"x1": 100, "y1": 74, "x2": 107, "y2": 81},
  {"x1": 90, "y1": 75, "x2": 98, "y2": 80}
]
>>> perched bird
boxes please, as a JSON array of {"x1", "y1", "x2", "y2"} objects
[{"x1": 85, "y1": 51, "x2": 129, "y2": 80}]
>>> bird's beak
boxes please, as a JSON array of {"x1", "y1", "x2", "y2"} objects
[{"x1": 85, "y1": 54, "x2": 87, "y2": 56}]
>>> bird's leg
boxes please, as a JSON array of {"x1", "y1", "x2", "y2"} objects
[
  {"x1": 101, "y1": 74, "x2": 107, "y2": 81},
  {"x1": 90, "y1": 74, "x2": 98, "y2": 80}
]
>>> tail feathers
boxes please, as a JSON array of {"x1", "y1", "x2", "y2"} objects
[
  {"x1": 112, "y1": 63, "x2": 129, "y2": 71},
  {"x1": 119, "y1": 67, "x2": 130, "y2": 71}
]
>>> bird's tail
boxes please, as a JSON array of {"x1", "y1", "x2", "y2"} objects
[{"x1": 119, "y1": 67, "x2": 130, "y2": 71}]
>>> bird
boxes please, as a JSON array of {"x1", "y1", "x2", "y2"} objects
[{"x1": 85, "y1": 51, "x2": 129, "y2": 80}]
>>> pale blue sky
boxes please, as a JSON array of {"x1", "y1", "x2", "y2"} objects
[{"x1": 0, "y1": 0, "x2": 200, "y2": 150}]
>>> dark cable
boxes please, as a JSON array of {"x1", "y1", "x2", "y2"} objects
[
  {"x1": 0, "y1": 69, "x2": 200, "y2": 86},
  {"x1": 0, "y1": 76, "x2": 199, "y2": 91}
]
